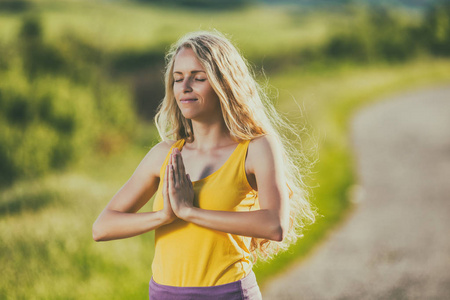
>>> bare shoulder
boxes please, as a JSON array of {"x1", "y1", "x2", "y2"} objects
[
  {"x1": 138, "y1": 139, "x2": 177, "y2": 178},
  {"x1": 151, "y1": 139, "x2": 177, "y2": 155},
  {"x1": 247, "y1": 134, "x2": 281, "y2": 173}
]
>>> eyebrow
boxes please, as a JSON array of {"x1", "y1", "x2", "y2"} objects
[{"x1": 173, "y1": 70, "x2": 206, "y2": 75}]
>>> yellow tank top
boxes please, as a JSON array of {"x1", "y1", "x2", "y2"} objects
[{"x1": 151, "y1": 138, "x2": 259, "y2": 287}]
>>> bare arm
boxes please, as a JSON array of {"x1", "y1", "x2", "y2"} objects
[
  {"x1": 182, "y1": 209, "x2": 285, "y2": 241},
  {"x1": 92, "y1": 141, "x2": 176, "y2": 241},
  {"x1": 168, "y1": 135, "x2": 290, "y2": 242}
]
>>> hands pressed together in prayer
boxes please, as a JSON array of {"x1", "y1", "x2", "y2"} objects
[
  {"x1": 156, "y1": 144, "x2": 286, "y2": 242},
  {"x1": 161, "y1": 148, "x2": 195, "y2": 223}
]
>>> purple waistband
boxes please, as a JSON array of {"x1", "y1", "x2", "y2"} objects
[{"x1": 149, "y1": 271, "x2": 262, "y2": 300}]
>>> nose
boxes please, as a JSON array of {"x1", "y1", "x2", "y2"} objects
[{"x1": 182, "y1": 78, "x2": 193, "y2": 93}]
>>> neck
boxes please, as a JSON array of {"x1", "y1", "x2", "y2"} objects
[{"x1": 188, "y1": 118, "x2": 235, "y2": 151}]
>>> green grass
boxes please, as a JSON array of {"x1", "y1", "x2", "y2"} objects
[
  {"x1": 2, "y1": 1, "x2": 450, "y2": 298},
  {"x1": 2, "y1": 57, "x2": 450, "y2": 299},
  {"x1": 0, "y1": 150, "x2": 155, "y2": 299},
  {"x1": 0, "y1": 0, "x2": 333, "y2": 55},
  {"x1": 253, "y1": 56, "x2": 450, "y2": 288}
]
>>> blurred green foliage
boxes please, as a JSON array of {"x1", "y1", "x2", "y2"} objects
[
  {"x1": 1, "y1": 1, "x2": 450, "y2": 299},
  {"x1": 0, "y1": 14, "x2": 137, "y2": 187},
  {"x1": 322, "y1": 3, "x2": 450, "y2": 62},
  {"x1": 0, "y1": 0, "x2": 30, "y2": 12},
  {"x1": 261, "y1": 2, "x2": 450, "y2": 70},
  {"x1": 422, "y1": 2, "x2": 450, "y2": 54},
  {"x1": 139, "y1": 0, "x2": 254, "y2": 10}
]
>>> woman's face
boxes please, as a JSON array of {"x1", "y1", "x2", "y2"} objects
[{"x1": 172, "y1": 47, "x2": 222, "y2": 121}]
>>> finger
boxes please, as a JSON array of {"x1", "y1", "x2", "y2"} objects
[
  {"x1": 177, "y1": 149, "x2": 186, "y2": 179},
  {"x1": 163, "y1": 165, "x2": 171, "y2": 209},
  {"x1": 174, "y1": 149, "x2": 183, "y2": 182},
  {"x1": 164, "y1": 164, "x2": 169, "y2": 196},
  {"x1": 186, "y1": 174, "x2": 192, "y2": 187},
  {"x1": 169, "y1": 163, "x2": 177, "y2": 192},
  {"x1": 163, "y1": 164, "x2": 167, "y2": 192},
  {"x1": 172, "y1": 150, "x2": 180, "y2": 184}
]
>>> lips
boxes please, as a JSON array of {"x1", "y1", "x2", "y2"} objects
[{"x1": 180, "y1": 98, "x2": 198, "y2": 103}]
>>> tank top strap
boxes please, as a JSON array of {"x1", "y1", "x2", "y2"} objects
[
  {"x1": 159, "y1": 138, "x2": 252, "y2": 187},
  {"x1": 218, "y1": 139, "x2": 253, "y2": 191},
  {"x1": 234, "y1": 139, "x2": 251, "y2": 169},
  {"x1": 159, "y1": 139, "x2": 185, "y2": 177},
  {"x1": 239, "y1": 139, "x2": 252, "y2": 185}
]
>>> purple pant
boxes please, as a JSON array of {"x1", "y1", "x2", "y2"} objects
[{"x1": 149, "y1": 271, "x2": 263, "y2": 300}]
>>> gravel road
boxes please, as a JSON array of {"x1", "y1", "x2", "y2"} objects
[{"x1": 262, "y1": 85, "x2": 450, "y2": 300}]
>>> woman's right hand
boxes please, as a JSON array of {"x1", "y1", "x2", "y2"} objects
[{"x1": 161, "y1": 154, "x2": 177, "y2": 224}]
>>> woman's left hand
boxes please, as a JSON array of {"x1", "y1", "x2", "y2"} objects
[{"x1": 168, "y1": 147, "x2": 195, "y2": 219}]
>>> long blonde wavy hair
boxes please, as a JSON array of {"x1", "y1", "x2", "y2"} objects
[{"x1": 154, "y1": 30, "x2": 316, "y2": 261}]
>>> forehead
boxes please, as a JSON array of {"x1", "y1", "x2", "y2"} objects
[{"x1": 173, "y1": 47, "x2": 205, "y2": 72}]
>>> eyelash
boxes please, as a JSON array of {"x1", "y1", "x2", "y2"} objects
[{"x1": 174, "y1": 78, "x2": 206, "y2": 82}]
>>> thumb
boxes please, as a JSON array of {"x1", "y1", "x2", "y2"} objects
[{"x1": 186, "y1": 174, "x2": 192, "y2": 186}]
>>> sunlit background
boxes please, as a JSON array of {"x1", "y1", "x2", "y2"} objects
[{"x1": 1, "y1": 0, "x2": 450, "y2": 299}]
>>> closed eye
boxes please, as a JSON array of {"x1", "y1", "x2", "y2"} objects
[{"x1": 174, "y1": 78, "x2": 206, "y2": 83}]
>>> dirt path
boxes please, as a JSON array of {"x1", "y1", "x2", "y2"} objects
[{"x1": 262, "y1": 85, "x2": 450, "y2": 299}]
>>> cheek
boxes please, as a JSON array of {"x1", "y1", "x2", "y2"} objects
[
  {"x1": 173, "y1": 85, "x2": 181, "y2": 98},
  {"x1": 209, "y1": 92, "x2": 221, "y2": 109},
  {"x1": 204, "y1": 86, "x2": 220, "y2": 103}
]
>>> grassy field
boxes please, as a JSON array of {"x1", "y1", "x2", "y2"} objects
[
  {"x1": 2, "y1": 56, "x2": 449, "y2": 299},
  {"x1": 2, "y1": 0, "x2": 450, "y2": 298},
  {"x1": 254, "y1": 56, "x2": 450, "y2": 286},
  {"x1": 0, "y1": 1, "x2": 333, "y2": 54}
]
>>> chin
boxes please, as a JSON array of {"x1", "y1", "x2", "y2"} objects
[{"x1": 180, "y1": 110, "x2": 197, "y2": 120}]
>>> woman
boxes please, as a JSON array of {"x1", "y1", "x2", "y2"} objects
[{"x1": 93, "y1": 30, "x2": 316, "y2": 299}]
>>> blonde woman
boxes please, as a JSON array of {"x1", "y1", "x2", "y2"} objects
[{"x1": 93, "y1": 30, "x2": 315, "y2": 299}]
